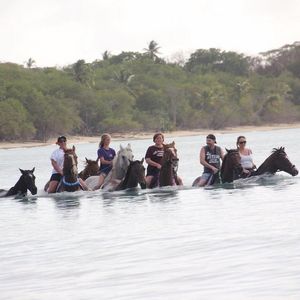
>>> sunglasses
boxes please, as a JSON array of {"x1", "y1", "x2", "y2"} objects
[{"x1": 239, "y1": 141, "x2": 246, "y2": 144}]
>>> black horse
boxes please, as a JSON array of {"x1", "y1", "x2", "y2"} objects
[
  {"x1": 116, "y1": 159, "x2": 146, "y2": 190},
  {"x1": 251, "y1": 147, "x2": 298, "y2": 177},
  {"x1": 1, "y1": 168, "x2": 37, "y2": 197}
]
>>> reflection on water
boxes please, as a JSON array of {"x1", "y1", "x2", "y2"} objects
[{"x1": 1, "y1": 129, "x2": 300, "y2": 299}]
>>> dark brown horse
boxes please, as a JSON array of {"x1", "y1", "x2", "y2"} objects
[
  {"x1": 252, "y1": 147, "x2": 298, "y2": 177},
  {"x1": 116, "y1": 159, "x2": 146, "y2": 190},
  {"x1": 220, "y1": 149, "x2": 244, "y2": 183},
  {"x1": 155, "y1": 141, "x2": 179, "y2": 187},
  {"x1": 58, "y1": 146, "x2": 82, "y2": 192},
  {"x1": 192, "y1": 149, "x2": 243, "y2": 186},
  {"x1": 78, "y1": 158, "x2": 99, "y2": 180},
  {"x1": 0, "y1": 168, "x2": 37, "y2": 197}
]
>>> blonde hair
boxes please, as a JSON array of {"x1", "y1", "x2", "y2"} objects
[{"x1": 99, "y1": 133, "x2": 111, "y2": 148}]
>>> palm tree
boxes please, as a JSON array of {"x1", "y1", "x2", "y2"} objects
[
  {"x1": 112, "y1": 69, "x2": 137, "y2": 98},
  {"x1": 102, "y1": 50, "x2": 111, "y2": 60},
  {"x1": 112, "y1": 69, "x2": 135, "y2": 85},
  {"x1": 26, "y1": 58, "x2": 36, "y2": 68},
  {"x1": 143, "y1": 40, "x2": 161, "y2": 61}
]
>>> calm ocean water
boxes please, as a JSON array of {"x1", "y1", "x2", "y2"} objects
[{"x1": 0, "y1": 128, "x2": 300, "y2": 300}]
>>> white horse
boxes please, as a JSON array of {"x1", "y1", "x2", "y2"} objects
[{"x1": 85, "y1": 143, "x2": 134, "y2": 191}]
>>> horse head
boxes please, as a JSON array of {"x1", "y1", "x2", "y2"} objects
[
  {"x1": 78, "y1": 158, "x2": 99, "y2": 180},
  {"x1": 123, "y1": 158, "x2": 146, "y2": 190},
  {"x1": 269, "y1": 147, "x2": 298, "y2": 176},
  {"x1": 163, "y1": 141, "x2": 179, "y2": 169},
  {"x1": 221, "y1": 149, "x2": 243, "y2": 183},
  {"x1": 63, "y1": 146, "x2": 78, "y2": 177},
  {"x1": 113, "y1": 143, "x2": 134, "y2": 179},
  {"x1": 131, "y1": 158, "x2": 146, "y2": 189},
  {"x1": 19, "y1": 168, "x2": 37, "y2": 195}
]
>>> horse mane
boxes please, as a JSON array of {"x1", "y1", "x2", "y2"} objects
[{"x1": 271, "y1": 147, "x2": 285, "y2": 155}]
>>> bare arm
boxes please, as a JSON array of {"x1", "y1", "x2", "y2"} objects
[
  {"x1": 51, "y1": 159, "x2": 63, "y2": 175},
  {"x1": 199, "y1": 147, "x2": 219, "y2": 173},
  {"x1": 145, "y1": 158, "x2": 161, "y2": 169}
]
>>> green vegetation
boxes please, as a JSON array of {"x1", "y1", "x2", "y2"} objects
[{"x1": 1, "y1": 40, "x2": 300, "y2": 141}]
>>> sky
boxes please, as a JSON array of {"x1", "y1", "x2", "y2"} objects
[{"x1": 1, "y1": 0, "x2": 299, "y2": 67}]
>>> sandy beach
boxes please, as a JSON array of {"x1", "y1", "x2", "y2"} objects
[{"x1": 1, "y1": 123, "x2": 300, "y2": 150}]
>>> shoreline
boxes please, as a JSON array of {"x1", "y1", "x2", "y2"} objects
[{"x1": 1, "y1": 123, "x2": 300, "y2": 150}]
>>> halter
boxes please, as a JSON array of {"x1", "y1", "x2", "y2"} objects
[{"x1": 62, "y1": 176, "x2": 81, "y2": 187}]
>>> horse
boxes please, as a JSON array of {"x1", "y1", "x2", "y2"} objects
[
  {"x1": 192, "y1": 148, "x2": 243, "y2": 186},
  {"x1": 220, "y1": 149, "x2": 244, "y2": 183},
  {"x1": 57, "y1": 146, "x2": 83, "y2": 192},
  {"x1": 149, "y1": 141, "x2": 179, "y2": 188},
  {"x1": 251, "y1": 147, "x2": 298, "y2": 177},
  {"x1": 0, "y1": 168, "x2": 37, "y2": 197},
  {"x1": 115, "y1": 159, "x2": 146, "y2": 190},
  {"x1": 85, "y1": 144, "x2": 134, "y2": 191},
  {"x1": 78, "y1": 158, "x2": 99, "y2": 180}
]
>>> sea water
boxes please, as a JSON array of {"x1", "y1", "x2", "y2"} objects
[{"x1": 0, "y1": 128, "x2": 300, "y2": 300}]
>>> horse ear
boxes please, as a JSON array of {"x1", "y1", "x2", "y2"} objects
[
  {"x1": 141, "y1": 158, "x2": 144, "y2": 164},
  {"x1": 85, "y1": 157, "x2": 88, "y2": 162},
  {"x1": 31, "y1": 167, "x2": 35, "y2": 173},
  {"x1": 127, "y1": 143, "x2": 131, "y2": 149},
  {"x1": 120, "y1": 144, "x2": 124, "y2": 150},
  {"x1": 19, "y1": 168, "x2": 25, "y2": 174},
  {"x1": 171, "y1": 141, "x2": 175, "y2": 147},
  {"x1": 72, "y1": 145, "x2": 76, "y2": 152},
  {"x1": 225, "y1": 148, "x2": 229, "y2": 153}
]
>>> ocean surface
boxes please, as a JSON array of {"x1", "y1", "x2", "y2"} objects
[{"x1": 0, "y1": 128, "x2": 300, "y2": 300}]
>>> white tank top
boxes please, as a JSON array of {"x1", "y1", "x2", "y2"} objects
[{"x1": 240, "y1": 153, "x2": 254, "y2": 169}]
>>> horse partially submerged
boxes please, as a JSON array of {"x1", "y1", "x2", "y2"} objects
[
  {"x1": 149, "y1": 141, "x2": 180, "y2": 188},
  {"x1": 193, "y1": 146, "x2": 298, "y2": 186},
  {"x1": 57, "y1": 146, "x2": 83, "y2": 192},
  {"x1": 0, "y1": 168, "x2": 37, "y2": 197},
  {"x1": 252, "y1": 147, "x2": 298, "y2": 177},
  {"x1": 116, "y1": 159, "x2": 146, "y2": 190},
  {"x1": 192, "y1": 148, "x2": 243, "y2": 186}
]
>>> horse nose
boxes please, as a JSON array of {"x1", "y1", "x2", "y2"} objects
[{"x1": 293, "y1": 168, "x2": 299, "y2": 176}]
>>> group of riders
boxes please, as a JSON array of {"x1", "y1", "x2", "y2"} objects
[{"x1": 47, "y1": 132, "x2": 256, "y2": 193}]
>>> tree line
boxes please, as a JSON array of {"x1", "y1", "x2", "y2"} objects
[{"x1": 1, "y1": 40, "x2": 300, "y2": 141}]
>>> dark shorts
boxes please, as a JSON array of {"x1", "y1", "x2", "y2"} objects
[
  {"x1": 146, "y1": 168, "x2": 160, "y2": 177},
  {"x1": 50, "y1": 173, "x2": 62, "y2": 182}
]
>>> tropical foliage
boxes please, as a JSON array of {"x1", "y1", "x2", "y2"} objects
[{"x1": 1, "y1": 41, "x2": 300, "y2": 141}]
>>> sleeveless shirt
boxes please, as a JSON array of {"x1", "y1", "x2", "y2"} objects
[
  {"x1": 240, "y1": 151, "x2": 254, "y2": 169},
  {"x1": 204, "y1": 145, "x2": 222, "y2": 173}
]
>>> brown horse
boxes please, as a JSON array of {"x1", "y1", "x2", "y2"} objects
[
  {"x1": 150, "y1": 141, "x2": 179, "y2": 188},
  {"x1": 220, "y1": 149, "x2": 244, "y2": 183},
  {"x1": 116, "y1": 159, "x2": 146, "y2": 190},
  {"x1": 193, "y1": 149, "x2": 243, "y2": 186},
  {"x1": 252, "y1": 147, "x2": 298, "y2": 177},
  {"x1": 58, "y1": 146, "x2": 83, "y2": 192},
  {"x1": 78, "y1": 158, "x2": 99, "y2": 180}
]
